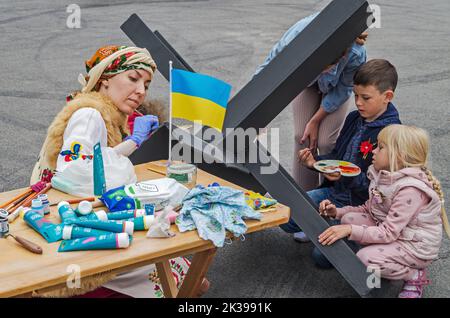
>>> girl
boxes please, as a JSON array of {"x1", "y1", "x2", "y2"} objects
[
  {"x1": 30, "y1": 45, "x2": 160, "y2": 189},
  {"x1": 317, "y1": 124, "x2": 449, "y2": 298}
]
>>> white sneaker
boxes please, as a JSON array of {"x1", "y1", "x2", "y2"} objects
[{"x1": 293, "y1": 231, "x2": 311, "y2": 243}]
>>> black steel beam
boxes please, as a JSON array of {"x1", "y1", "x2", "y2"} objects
[
  {"x1": 120, "y1": 14, "x2": 190, "y2": 79},
  {"x1": 129, "y1": 124, "x2": 267, "y2": 194}
]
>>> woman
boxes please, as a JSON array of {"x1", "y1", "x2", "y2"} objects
[
  {"x1": 30, "y1": 45, "x2": 208, "y2": 297},
  {"x1": 255, "y1": 12, "x2": 368, "y2": 192},
  {"x1": 30, "y1": 45, "x2": 159, "y2": 191}
]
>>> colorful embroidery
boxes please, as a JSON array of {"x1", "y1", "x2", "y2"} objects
[
  {"x1": 148, "y1": 257, "x2": 191, "y2": 298},
  {"x1": 40, "y1": 168, "x2": 54, "y2": 183},
  {"x1": 360, "y1": 139, "x2": 376, "y2": 159},
  {"x1": 60, "y1": 142, "x2": 93, "y2": 162}
]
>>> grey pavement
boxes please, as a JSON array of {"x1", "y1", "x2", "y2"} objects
[{"x1": 1, "y1": 0, "x2": 449, "y2": 297}]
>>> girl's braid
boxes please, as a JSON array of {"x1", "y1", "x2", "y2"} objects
[{"x1": 422, "y1": 166, "x2": 450, "y2": 238}]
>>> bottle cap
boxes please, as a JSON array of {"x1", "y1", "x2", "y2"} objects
[
  {"x1": 123, "y1": 221, "x2": 134, "y2": 235},
  {"x1": 135, "y1": 209, "x2": 146, "y2": 218},
  {"x1": 31, "y1": 199, "x2": 43, "y2": 208},
  {"x1": 62, "y1": 225, "x2": 74, "y2": 240},
  {"x1": 57, "y1": 201, "x2": 70, "y2": 209},
  {"x1": 37, "y1": 194, "x2": 48, "y2": 201},
  {"x1": 116, "y1": 233, "x2": 130, "y2": 248},
  {"x1": 94, "y1": 210, "x2": 108, "y2": 221},
  {"x1": 77, "y1": 200, "x2": 93, "y2": 215},
  {"x1": 19, "y1": 207, "x2": 32, "y2": 219},
  {"x1": 142, "y1": 215, "x2": 155, "y2": 230}
]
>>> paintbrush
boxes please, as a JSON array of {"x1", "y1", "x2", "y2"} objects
[
  {"x1": 20, "y1": 183, "x2": 52, "y2": 209},
  {"x1": 49, "y1": 196, "x2": 96, "y2": 207},
  {"x1": 0, "y1": 181, "x2": 46, "y2": 210},
  {"x1": 1, "y1": 189, "x2": 33, "y2": 210}
]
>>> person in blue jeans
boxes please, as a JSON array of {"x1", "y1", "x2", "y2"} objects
[{"x1": 280, "y1": 59, "x2": 402, "y2": 268}]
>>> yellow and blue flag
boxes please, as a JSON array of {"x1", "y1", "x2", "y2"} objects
[{"x1": 171, "y1": 68, "x2": 232, "y2": 131}]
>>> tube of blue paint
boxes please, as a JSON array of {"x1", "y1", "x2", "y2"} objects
[
  {"x1": 77, "y1": 210, "x2": 108, "y2": 222},
  {"x1": 58, "y1": 201, "x2": 78, "y2": 224},
  {"x1": 58, "y1": 233, "x2": 131, "y2": 252},
  {"x1": 62, "y1": 225, "x2": 113, "y2": 240},
  {"x1": 23, "y1": 210, "x2": 63, "y2": 243},
  {"x1": 127, "y1": 215, "x2": 155, "y2": 231},
  {"x1": 105, "y1": 208, "x2": 151, "y2": 220},
  {"x1": 72, "y1": 219, "x2": 134, "y2": 235}
]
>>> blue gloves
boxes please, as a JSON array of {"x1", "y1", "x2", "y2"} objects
[{"x1": 126, "y1": 115, "x2": 159, "y2": 147}]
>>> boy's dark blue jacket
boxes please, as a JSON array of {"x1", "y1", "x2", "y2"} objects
[{"x1": 316, "y1": 103, "x2": 401, "y2": 206}]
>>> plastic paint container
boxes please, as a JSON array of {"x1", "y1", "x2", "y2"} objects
[
  {"x1": 167, "y1": 162, "x2": 197, "y2": 189},
  {"x1": 0, "y1": 209, "x2": 9, "y2": 238},
  {"x1": 31, "y1": 199, "x2": 45, "y2": 216},
  {"x1": 37, "y1": 194, "x2": 50, "y2": 215}
]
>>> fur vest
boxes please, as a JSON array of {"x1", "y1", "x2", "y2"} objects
[{"x1": 30, "y1": 92, "x2": 129, "y2": 184}]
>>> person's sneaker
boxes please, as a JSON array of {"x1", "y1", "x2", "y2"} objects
[
  {"x1": 293, "y1": 231, "x2": 311, "y2": 243},
  {"x1": 398, "y1": 269, "x2": 430, "y2": 298}
]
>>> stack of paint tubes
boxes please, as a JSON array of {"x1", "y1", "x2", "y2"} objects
[{"x1": 22, "y1": 200, "x2": 156, "y2": 252}]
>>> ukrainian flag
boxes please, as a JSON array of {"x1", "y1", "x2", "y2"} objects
[{"x1": 171, "y1": 68, "x2": 232, "y2": 131}]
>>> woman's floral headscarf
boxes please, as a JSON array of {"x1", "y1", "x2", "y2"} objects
[{"x1": 75, "y1": 45, "x2": 157, "y2": 97}]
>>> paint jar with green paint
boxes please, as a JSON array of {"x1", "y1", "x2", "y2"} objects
[{"x1": 166, "y1": 162, "x2": 197, "y2": 189}]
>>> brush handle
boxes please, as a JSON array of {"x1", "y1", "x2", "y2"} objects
[
  {"x1": 0, "y1": 189, "x2": 33, "y2": 209},
  {"x1": 49, "y1": 197, "x2": 96, "y2": 206},
  {"x1": 9, "y1": 235, "x2": 43, "y2": 254},
  {"x1": 21, "y1": 183, "x2": 52, "y2": 208}
]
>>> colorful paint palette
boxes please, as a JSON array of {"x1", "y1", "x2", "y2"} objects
[{"x1": 313, "y1": 160, "x2": 361, "y2": 177}]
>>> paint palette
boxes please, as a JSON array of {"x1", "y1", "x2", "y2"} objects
[{"x1": 313, "y1": 160, "x2": 361, "y2": 177}]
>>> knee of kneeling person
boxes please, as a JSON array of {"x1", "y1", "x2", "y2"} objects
[{"x1": 356, "y1": 248, "x2": 372, "y2": 266}]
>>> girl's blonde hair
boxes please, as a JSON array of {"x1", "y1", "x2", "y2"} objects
[{"x1": 378, "y1": 124, "x2": 450, "y2": 237}]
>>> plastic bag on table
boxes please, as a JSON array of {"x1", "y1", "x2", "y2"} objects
[{"x1": 100, "y1": 178, "x2": 189, "y2": 212}]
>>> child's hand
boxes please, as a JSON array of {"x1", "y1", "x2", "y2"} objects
[
  {"x1": 297, "y1": 148, "x2": 316, "y2": 168},
  {"x1": 319, "y1": 199, "x2": 337, "y2": 218},
  {"x1": 323, "y1": 171, "x2": 342, "y2": 181},
  {"x1": 318, "y1": 225, "x2": 352, "y2": 246}
]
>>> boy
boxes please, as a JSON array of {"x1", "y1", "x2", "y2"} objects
[{"x1": 280, "y1": 59, "x2": 402, "y2": 268}]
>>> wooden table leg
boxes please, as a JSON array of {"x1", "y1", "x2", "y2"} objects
[
  {"x1": 156, "y1": 260, "x2": 179, "y2": 298},
  {"x1": 177, "y1": 248, "x2": 217, "y2": 298}
]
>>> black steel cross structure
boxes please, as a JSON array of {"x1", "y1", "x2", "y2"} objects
[{"x1": 121, "y1": 0, "x2": 392, "y2": 297}]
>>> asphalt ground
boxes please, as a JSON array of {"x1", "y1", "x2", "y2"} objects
[{"x1": 1, "y1": 0, "x2": 449, "y2": 297}]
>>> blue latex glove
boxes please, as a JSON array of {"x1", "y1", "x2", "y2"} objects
[{"x1": 126, "y1": 115, "x2": 159, "y2": 147}]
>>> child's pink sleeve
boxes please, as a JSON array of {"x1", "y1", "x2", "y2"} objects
[
  {"x1": 336, "y1": 201, "x2": 370, "y2": 219},
  {"x1": 349, "y1": 187, "x2": 429, "y2": 244}
]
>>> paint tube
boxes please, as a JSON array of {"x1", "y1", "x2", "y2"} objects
[
  {"x1": 72, "y1": 219, "x2": 134, "y2": 235},
  {"x1": 58, "y1": 201, "x2": 78, "y2": 224},
  {"x1": 77, "y1": 210, "x2": 108, "y2": 222},
  {"x1": 126, "y1": 215, "x2": 155, "y2": 231},
  {"x1": 62, "y1": 225, "x2": 113, "y2": 240},
  {"x1": 105, "y1": 205, "x2": 153, "y2": 220},
  {"x1": 23, "y1": 210, "x2": 63, "y2": 243},
  {"x1": 58, "y1": 233, "x2": 131, "y2": 252}
]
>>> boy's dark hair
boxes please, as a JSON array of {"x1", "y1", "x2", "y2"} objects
[{"x1": 353, "y1": 59, "x2": 398, "y2": 92}]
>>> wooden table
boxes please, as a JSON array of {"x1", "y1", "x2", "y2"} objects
[{"x1": 0, "y1": 161, "x2": 290, "y2": 298}]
